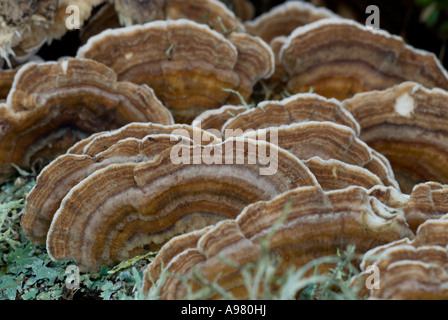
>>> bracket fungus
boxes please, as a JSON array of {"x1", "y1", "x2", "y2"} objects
[
  {"x1": 343, "y1": 81, "x2": 448, "y2": 193},
  {"x1": 44, "y1": 138, "x2": 318, "y2": 271},
  {"x1": 192, "y1": 105, "x2": 247, "y2": 131},
  {"x1": 0, "y1": 56, "x2": 43, "y2": 100},
  {"x1": 365, "y1": 181, "x2": 448, "y2": 235},
  {"x1": 242, "y1": 2, "x2": 339, "y2": 99},
  {"x1": 77, "y1": 19, "x2": 274, "y2": 123},
  {"x1": 6, "y1": 0, "x2": 448, "y2": 302},
  {"x1": 244, "y1": 1, "x2": 338, "y2": 44},
  {"x1": 67, "y1": 122, "x2": 220, "y2": 156},
  {"x1": 367, "y1": 185, "x2": 410, "y2": 211},
  {"x1": 239, "y1": 122, "x2": 399, "y2": 189},
  {"x1": 0, "y1": 57, "x2": 173, "y2": 183},
  {"x1": 143, "y1": 185, "x2": 413, "y2": 299},
  {"x1": 22, "y1": 122, "x2": 221, "y2": 244},
  {"x1": 222, "y1": 93, "x2": 361, "y2": 136},
  {"x1": 302, "y1": 157, "x2": 384, "y2": 191},
  {"x1": 279, "y1": 19, "x2": 448, "y2": 100},
  {"x1": 225, "y1": 31, "x2": 275, "y2": 105},
  {"x1": 403, "y1": 182, "x2": 448, "y2": 233},
  {"x1": 356, "y1": 213, "x2": 448, "y2": 299},
  {"x1": 22, "y1": 133, "x2": 197, "y2": 245},
  {"x1": 267, "y1": 35, "x2": 289, "y2": 96},
  {"x1": 218, "y1": 93, "x2": 397, "y2": 189}
]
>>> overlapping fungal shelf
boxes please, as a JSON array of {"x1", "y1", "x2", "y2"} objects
[
  {"x1": 0, "y1": 0, "x2": 446, "y2": 300},
  {"x1": 279, "y1": 19, "x2": 448, "y2": 100},
  {"x1": 0, "y1": 57, "x2": 173, "y2": 184},
  {"x1": 343, "y1": 82, "x2": 448, "y2": 194},
  {"x1": 144, "y1": 185, "x2": 413, "y2": 299},
  {"x1": 244, "y1": 1, "x2": 339, "y2": 44},
  {"x1": 354, "y1": 213, "x2": 448, "y2": 299},
  {"x1": 46, "y1": 137, "x2": 319, "y2": 271},
  {"x1": 77, "y1": 19, "x2": 274, "y2": 123}
]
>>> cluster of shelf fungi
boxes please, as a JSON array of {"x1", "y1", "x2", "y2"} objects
[{"x1": 1, "y1": 0, "x2": 448, "y2": 299}]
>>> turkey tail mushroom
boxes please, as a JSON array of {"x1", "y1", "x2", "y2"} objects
[
  {"x1": 143, "y1": 185, "x2": 413, "y2": 299},
  {"x1": 343, "y1": 81, "x2": 448, "y2": 193},
  {"x1": 244, "y1": 1, "x2": 339, "y2": 44},
  {"x1": 22, "y1": 122, "x2": 222, "y2": 245},
  {"x1": 279, "y1": 19, "x2": 448, "y2": 100},
  {"x1": 355, "y1": 213, "x2": 448, "y2": 299},
  {"x1": 238, "y1": 121, "x2": 399, "y2": 189},
  {"x1": 44, "y1": 137, "x2": 319, "y2": 271},
  {"x1": 222, "y1": 93, "x2": 360, "y2": 136},
  {"x1": 0, "y1": 57, "x2": 173, "y2": 184},
  {"x1": 77, "y1": 19, "x2": 273, "y2": 123}
]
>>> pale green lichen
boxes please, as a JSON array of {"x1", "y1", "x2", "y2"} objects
[
  {"x1": 0, "y1": 165, "x2": 364, "y2": 301},
  {"x1": 222, "y1": 88, "x2": 255, "y2": 109}
]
